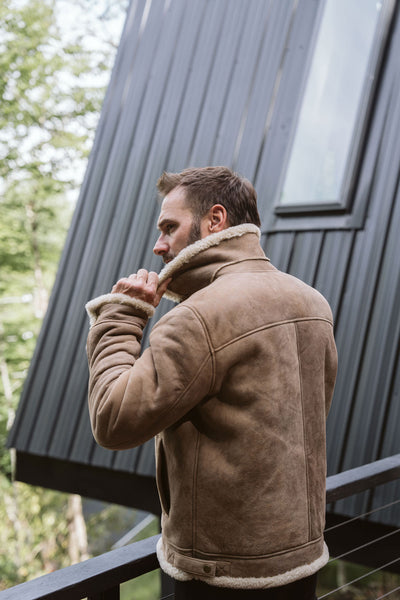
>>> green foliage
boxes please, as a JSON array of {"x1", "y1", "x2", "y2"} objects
[
  {"x1": 0, "y1": 0, "x2": 127, "y2": 589},
  {"x1": 0, "y1": 0, "x2": 125, "y2": 474},
  {"x1": 85, "y1": 502, "x2": 139, "y2": 556},
  {"x1": 0, "y1": 479, "x2": 70, "y2": 589},
  {"x1": 121, "y1": 569, "x2": 161, "y2": 600},
  {"x1": 0, "y1": 0, "x2": 104, "y2": 186}
]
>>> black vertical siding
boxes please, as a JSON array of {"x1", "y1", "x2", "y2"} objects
[
  {"x1": 326, "y1": 5, "x2": 400, "y2": 481},
  {"x1": 8, "y1": 0, "x2": 400, "y2": 522}
]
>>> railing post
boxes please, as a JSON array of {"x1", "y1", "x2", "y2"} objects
[
  {"x1": 88, "y1": 586, "x2": 119, "y2": 600},
  {"x1": 161, "y1": 571, "x2": 175, "y2": 598}
]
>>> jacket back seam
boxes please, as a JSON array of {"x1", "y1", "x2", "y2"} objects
[
  {"x1": 214, "y1": 317, "x2": 333, "y2": 353},
  {"x1": 210, "y1": 257, "x2": 271, "y2": 282},
  {"x1": 182, "y1": 305, "x2": 216, "y2": 394}
]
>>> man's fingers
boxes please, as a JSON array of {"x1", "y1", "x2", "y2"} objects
[
  {"x1": 112, "y1": 277, "x2": 138, "y2": 296},
  {"x1": 147, "y1": 271, "x2": 159, "y2": 284},
  {"x1": 158, "y1": 277, "x2": 171, "y2": 295},
  {"x1": 146, "y1": 271, "x2": 158, "y2": 292},
  {"x1": 111, "y1": 270, "x2": 166, "y2": 307},
  {"x1": 154, "y1": 278, "x2": 172, "y2": 307},
  {"x1": 136, "y1": 269, "x2": 148, "y2": 281}
]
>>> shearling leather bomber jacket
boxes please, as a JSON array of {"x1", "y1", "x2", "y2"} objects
[{"x1": 86, "y1": 225, "x2": 337, "y2": 589}]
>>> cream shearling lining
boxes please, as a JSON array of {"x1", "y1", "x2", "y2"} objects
[
  {"x1": 156, "y1": 537, "x2": 329, "y2": 589},
  {"x1": 85, "y1": 225, "x2": 261, "y2": 323},
  {"x1": 85, "y1": 293, "x2": 155, "y2": 327},
  {"x1": 158, "y1": 223, "x2": 261, "y2": 303}
]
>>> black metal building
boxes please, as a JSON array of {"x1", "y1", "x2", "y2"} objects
[{"x1": 8, "y1": 0, "x2": 400, "y2": 528}]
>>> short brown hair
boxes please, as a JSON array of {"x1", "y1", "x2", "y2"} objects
[{"x1": 157, "y1": 166, "x2": 261, "y2": 227}]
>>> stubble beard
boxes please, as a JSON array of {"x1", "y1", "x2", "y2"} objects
[
  {"x1": 162, "y1": 217, "x2": 202, "y2": 264},
  {"x1": 186, "y1": 216, "x2": 201, "y2": 246}
]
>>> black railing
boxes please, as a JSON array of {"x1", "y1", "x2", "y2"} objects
[
  {"x1": 0, "y1": 534, "x2": 160, "y2": 600},
  {"x1": 1, "y1": 454, "x2": 399, "y2": 600}
]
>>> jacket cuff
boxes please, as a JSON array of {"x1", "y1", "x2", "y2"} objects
[{"x1": 85, "y1": 293, "x2": 155, "y2": 327}]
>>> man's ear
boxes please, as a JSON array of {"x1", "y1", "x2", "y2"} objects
[{"x1": 204, "y1": 204, "x2": 229, "y2": 234}]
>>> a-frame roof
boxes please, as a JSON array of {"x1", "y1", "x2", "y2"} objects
[{"x1": 8, "y1": 0, "x2": 400, "y2": 523}]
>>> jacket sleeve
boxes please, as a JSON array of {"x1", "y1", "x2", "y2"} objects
[{"x1": 86, "y1": 298, "x2": 213, "y2": 450}]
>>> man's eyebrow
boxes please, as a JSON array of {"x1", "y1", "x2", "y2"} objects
[{"x1": 157, "y1": 218, "x2": 176, "y2": 230}]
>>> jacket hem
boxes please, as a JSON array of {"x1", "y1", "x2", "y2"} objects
[
  {"x1": 85, "y1": 293, "x2": 155, "y2": 326},
  {"x1": 156, "y1": 537, "x2": 329, "y2": 589}
]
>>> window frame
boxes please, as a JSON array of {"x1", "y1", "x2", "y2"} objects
[{"x1": 265, "y1": 0, "x2": 396, "y2": 232}]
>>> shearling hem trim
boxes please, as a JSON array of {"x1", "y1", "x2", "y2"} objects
[
  {"x1": 156, "y1": 538, "x2": 192, "y2": 582},
  {"x1": 156, "y1": 537, "x2": 329, "y2": 589},
  {"x1": 85, "y1": 293, "x2": 155, "y2": 327},
  {"x1": 158, "y1": 224, "x2": 260, "y2": 303}
]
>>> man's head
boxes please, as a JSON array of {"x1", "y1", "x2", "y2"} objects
[{"x1": 153, "y1": 166, "x2": 260, "y2": 263}]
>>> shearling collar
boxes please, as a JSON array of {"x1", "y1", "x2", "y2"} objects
[
  {"x1": 158, "y1": 224, "x2": 268, "y2": 303},
  {"x1": 85, "y1": 224, "x2": 267, "y2": 326}
]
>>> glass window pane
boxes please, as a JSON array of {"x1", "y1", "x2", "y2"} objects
[{"x1": 280, "y1": 0, "x2": 382, "y2": 206}]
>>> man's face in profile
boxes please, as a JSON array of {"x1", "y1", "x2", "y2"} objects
[{"x1": 153, "y1": 186, "x2": 201, "y2": 263}]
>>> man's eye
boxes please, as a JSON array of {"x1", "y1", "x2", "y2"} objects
[{"x1": 166, "y1": 225, "x2": 174, "y2": 234}]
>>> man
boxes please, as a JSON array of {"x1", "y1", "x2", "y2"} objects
[{"x1": 86, "y1": 166, "x2": 337, "y2": 599}]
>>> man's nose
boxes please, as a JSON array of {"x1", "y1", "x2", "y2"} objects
[{"x1": 153, "y1": 236, "x2": 169, "y2": 256}]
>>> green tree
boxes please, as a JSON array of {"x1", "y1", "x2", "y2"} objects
[
  {"x1": 0, "y1": 0, "x2": 113, "y2": 479},
  {"x1": 0, "y1": 0, "x2": 127, "y2": 588}
]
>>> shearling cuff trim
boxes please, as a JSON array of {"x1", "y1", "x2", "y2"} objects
[
  {"x1": 85, "y1": 293, "x2": 155, "y2": 327},
  {"x1": 156, "y1": 537, "x2": 329, "y2": 589},
  {"x1": 158, "y1": 224, "x2": 260, "y2": 303}
]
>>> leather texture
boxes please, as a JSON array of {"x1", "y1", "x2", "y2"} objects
[{"x1": 86, "y1": 226, "x2": 337, "y2": 588}]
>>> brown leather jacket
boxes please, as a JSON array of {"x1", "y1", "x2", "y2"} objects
[{"x1": 86, "y1": 224, "x2": 337, "y2": 589}]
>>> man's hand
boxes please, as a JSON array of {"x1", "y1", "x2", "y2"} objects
[{"x1": 111, "y1": 269, "x2": 171, "y2": 308}]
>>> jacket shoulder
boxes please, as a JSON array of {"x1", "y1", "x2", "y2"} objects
[{"x1": 183, "y1": 267, "x2": 334, "y2": 325}]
